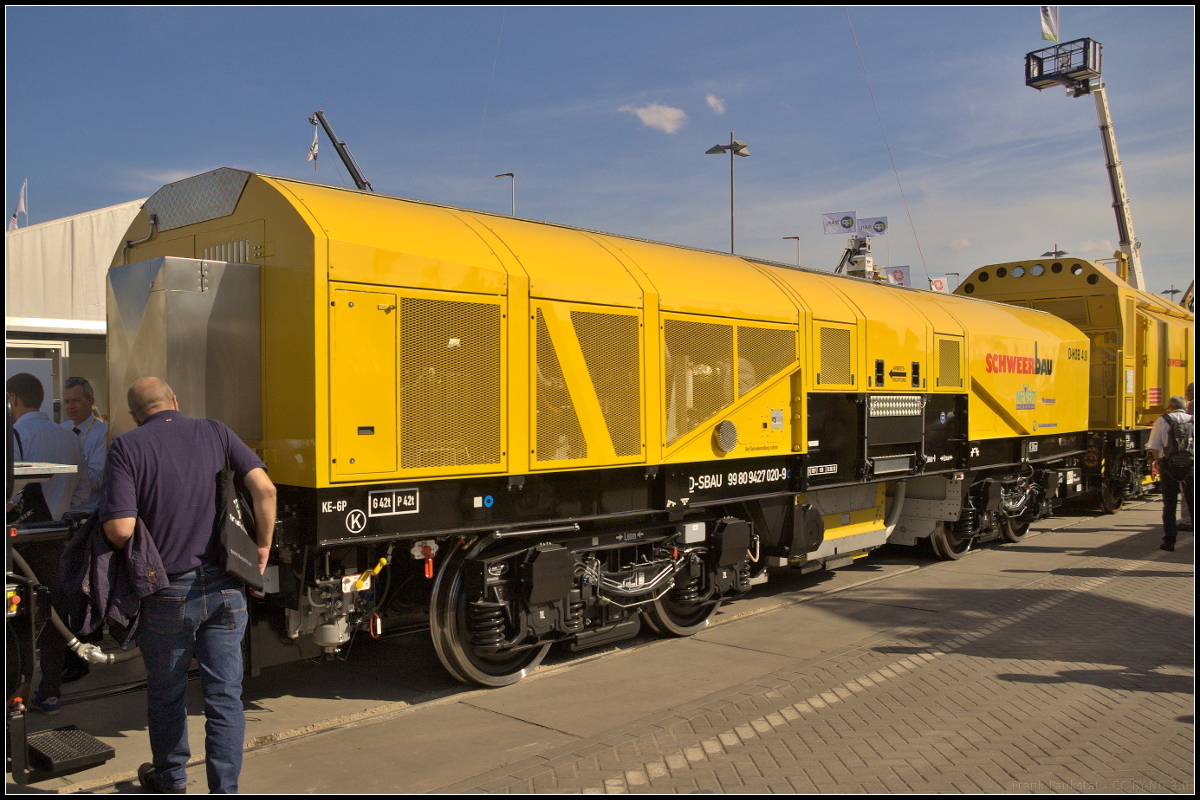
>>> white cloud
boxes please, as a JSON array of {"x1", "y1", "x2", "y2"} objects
[
  {"x1": 705, "y1": 94, "x2": 726, "y2": 115},
  {"x1": 950, "y1": 238, "x2": 971, "y2": 249},
  {"x1": 119, "y1": 167, "x2": 205, "y2": 193},
  {"x1": 618, "y1": 103, "x2": 688, "y2": 134},
  {"x1": 1076, "y1": 240, "x2": 1115, "y2": 256}
]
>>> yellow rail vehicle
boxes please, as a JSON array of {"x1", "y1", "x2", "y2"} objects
[
  {"x1": 109, "y1": 169, "x2": 1090, "y2": 684},
  {"x1": 956, "y1": 256, "x2": 1194, "y2": 511}
]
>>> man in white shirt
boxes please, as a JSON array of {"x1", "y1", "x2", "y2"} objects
[
  {"x1": 60, "y1": 376, "x2": 108, "y2": 514},
  {"x1": 6, "y1": 371, "x2": 90, "y2": 715},
  {"x1": 7, "y1": 372, "x2": 89, "y2": 519},
  {"x1": 1148, "y1": 395, "x2": 1193, "y2": 553}
]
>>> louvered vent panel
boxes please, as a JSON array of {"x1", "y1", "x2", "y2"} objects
[
  {"x1": 819, "y1": 327, "x2": 852, "y2": 385},
  {"x1": 202, "y1": 238, "x2": 251, "y2": 262},
  {"x1": 400, "y1": 297, "x2": 502, "y2": 469},
  {"x1": 937, "y1": 338, "x2": 962, "y2": 388},
  {"x1": 572, "y1": 311, "x2": 641, "y2": 457},
  {"x1": 664, "y1": 319, "x2": 734, "y2": 445},
  {"x1": 736, "y1": 326, "x2": 795, "y2": 397},
  {"x1": 535, "y1": 310, "x2": 586, "y2": 461}
]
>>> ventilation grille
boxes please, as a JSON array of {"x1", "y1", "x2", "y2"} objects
[
  {"x1": 202, "y1": 239, "x2": 252, "y2": 263},
  {"x1": 737, "y1": 326, "x2": 795, "y2": 397},
  {"x1": 400, "y1": 298, "x2": 502, "y2": 469},
  {"x1": 535, "y1": 310, "x2": 586, "y2": 461},
  {"x1": 664, "y1": 319, "x2": 734, "y2": 445},
  {"x1": 937, "y1": 338, "x2": 962, "y2": 388},
  {"x1": 572, "y1": 311, "x2": 641, "y2": 457},
  {"x1": 1032, "y1": 298, "x2": 1089, "y2": 326},
  {"x1": 868, "y1": 395, "x2": 924, "y2": 417},
  {"x1": 819, "y1": 327, "x2": 852, "y2": 385}
]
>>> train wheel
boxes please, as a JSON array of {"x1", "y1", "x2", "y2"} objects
[
  {"x1": 1000, "y1": 518, "x2": 1031, "y2": 544},
  {"x1": 643, "y1": 582, "x2": 722, "y2": 637},
  {"x1": 1100, "y1": 482, "x2": 1124, "y2": 515},
  {"x1": 430, "y1": 539, "x2": 550, "y2": 687},
  {"x1": 929, "y1": 522, "x2": 972, "y2": 560}
]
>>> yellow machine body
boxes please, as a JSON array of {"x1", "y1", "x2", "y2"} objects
[
  {"x1": 113, "y1": 170, "x2": 1089, "y2": 496},
  {"x1": 955, "y1": 257, "x2": 1194, "y2": 431}
]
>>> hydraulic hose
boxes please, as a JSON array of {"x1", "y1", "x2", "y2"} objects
[
  {"x1": 883, "y1": 481, "x2": 908, "y2": 534},
  {"x1": 10, "y1": 548, "x2": 142, "y2": 665}
]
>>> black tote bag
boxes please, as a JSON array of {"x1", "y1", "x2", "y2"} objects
[{"x1": 212, "y1": 433, "x2": 263, "y2": 591}]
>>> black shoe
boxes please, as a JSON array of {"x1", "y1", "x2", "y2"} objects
[
  {"x1": 1160, "y1": 541, "x2": 1176, "y2": 552},
  {"x1": 1178, "y1": 522, "x2": 1193, "y2": 532},
  {"x1": 138, "y1": 763, "x2": 186, "y2": 794}
]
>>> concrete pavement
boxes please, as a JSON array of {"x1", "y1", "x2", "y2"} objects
[{"x1": 11, "y1": 501, "x2": 1194, "y2": 794}]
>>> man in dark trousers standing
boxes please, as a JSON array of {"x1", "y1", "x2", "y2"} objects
[
  {"x1": 102, "y1": 377, "x2": 276, "y2": 794},
  {"x1": 1148, "y1": 394, "x2": 1194, "y2": 553}
]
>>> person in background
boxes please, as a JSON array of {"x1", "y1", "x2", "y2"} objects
[
  {"x1": 6, "y1": 372, "x2": 90, "y2": 716},
  {"x1": 60, "y1": 376, "x2": 108, "y2": 514},
  {"x1": 8, "y1": 372, "x2": 90, "y2": 519},
  {"x1": 1181, "y1": 382, "x2": 1194, "y2": 532},
  {"x1": 103, "y1": 377, "x2": 276, "y2": 794},
  {"x1": 1148, "y1": 395, "x2": 1193, "y2": 552}
]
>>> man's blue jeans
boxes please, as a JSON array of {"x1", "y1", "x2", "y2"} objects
[{"x1": 138, "y1": 566, "x2": 247, "y2": 794}]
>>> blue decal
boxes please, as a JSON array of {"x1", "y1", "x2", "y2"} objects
[
  {"x1": 483, "y1": 495, "x2": 494, "y2": 508},
  {"x1": 939, "y1": 411, "x2": 947, "y2": 424}
]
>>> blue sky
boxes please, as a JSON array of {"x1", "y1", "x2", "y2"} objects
[{"x1": 5, "y1": 6, "x2": 1195, "y2": 293}]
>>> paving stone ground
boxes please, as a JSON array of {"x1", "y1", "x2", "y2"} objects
[
  {"x1": 433, "y1": 506, "x2": 1193, "y2": 794},
  {"x1": 18, "y1": 502, "x2": 1194, "y2": 794}
]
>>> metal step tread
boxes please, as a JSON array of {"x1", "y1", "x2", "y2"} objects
[{"x1": 28, "y1": 725, "x2": 115, "y2": 773}]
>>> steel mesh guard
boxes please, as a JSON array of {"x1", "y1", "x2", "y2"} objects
[
  {"x1": 664, "y1": 318, "x2": 735, "y2": 445},
  {"x1": 937, "y1": 338, "x2": 962, "y2": 388},
  {"x1": 819, "y1": 327, "x2": 852, "y2": 385},
  {"x1": 736, "y1": 326, "x2": 796, "y2": 397},
  {"x1": 535, "y1": 309, "x2": 587, "y2": 461},
  {"x1": 400, "y1": 297, "x2": 502, "y2": 469},
  {"x1": 571, "y1": 310, "x2": 642, "y2": 457}
]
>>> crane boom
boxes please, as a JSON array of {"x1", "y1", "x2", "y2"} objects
[
  {"x1": 1092, "y1": 84, "x2": 1143, "y2": 290},
  {"x1": 310, "y1": 110, "x2": 374, "y2": 192}
]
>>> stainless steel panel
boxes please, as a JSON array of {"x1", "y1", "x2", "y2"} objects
[
  {"x1": 107, "y1": 257, "x2": 260, "y2": 441},
  {"x1": 144, "y1": 168, "x2": 251, "y2": 232}
]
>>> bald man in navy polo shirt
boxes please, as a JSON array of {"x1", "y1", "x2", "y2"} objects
[{"x1": 102, "y1": 377, "x2": 276, "y2": 794}]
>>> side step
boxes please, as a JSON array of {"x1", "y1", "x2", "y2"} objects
[{"x1": 28, "y1": 725, "x2": 115, "y2": 776}]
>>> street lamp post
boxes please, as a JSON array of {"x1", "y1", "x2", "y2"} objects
[
  {"x1": 705, "y1": 132, "x2": 750, "y2": 254},
  {"x1": 495, "y1": 173, "x2": 515, "y2": 216},
  {"x1": 783, "y1": 236, "x2": 800, "y2": 266}
]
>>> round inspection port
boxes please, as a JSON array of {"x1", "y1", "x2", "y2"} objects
[
  {"x1": 1087, "y1": 274, "x2": 1099, "y2": 284},
  {"x1": 996, "y1": 267, "x2": 1008, "y2": 278},
  {"x1": 714, "y1": 420, "x2": 738, "y2": 453},
  {"x1": 978, "y1": 271, "x2": 989, "y2": 282},
  {"x1": 1011, "y1": 266, "x2": 1026, "y2": 277},
  {"x1": 964, "y1": 283, "x2": 975, "y2": 294},
  {"x1": 1031, "y1": 264, "x2": 1045, "y2": 276},
  {"x1": 1052, "y1": 262, "x2": 1063, "y2": 273},
  {"x1": 1071, "y1": 264, "x2": 1084, "y2": 275}
]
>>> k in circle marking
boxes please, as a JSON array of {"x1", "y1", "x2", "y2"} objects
[{"x1": 345, "y1": 509, "x2": 367, "y2": 533}]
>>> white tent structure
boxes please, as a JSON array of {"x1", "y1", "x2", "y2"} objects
[
  {"x1": 6, "y1": 199, "x2": 144, "y2": 335},
  {"x1": 5, "y1": 198, "x2": 145, "y2": 418}
]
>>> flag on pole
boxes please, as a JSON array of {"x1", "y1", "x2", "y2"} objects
[
  {"x1": 822, "y1": 211, "x2": 857, "y2": 236},
  {"x1": 1040, "y1": 6, "x2": 1059, "y2": 42},
  {"x1": 8, "y1": 179, "x2": 27, "y2": 231},
  {"x1": 887, "y1": 266, "x2": 910, "y2": 286},
  {"x1": 858, "y1": 216, "x2": 888, "y2": 237},
  {"x1": 307, "y1": 124, "x2": 319, "y2": 169},
  {"x1": 928, "y1": 277, "x2": 950, "y2": 293}
]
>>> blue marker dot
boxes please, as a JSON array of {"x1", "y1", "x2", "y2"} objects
[
  {"x1": 483, "y1": 495, "x2": 494, "y2": 508},
  {"x1": 940, "y1": 412, "x2": 947, "y2": 424}
]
